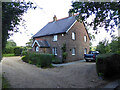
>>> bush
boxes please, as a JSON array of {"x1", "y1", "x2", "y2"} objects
[
  {"x1": 21, "y1": 52, "x2": 54, "y2": 68},
  {"x1": 21, "y1": 55, "x2": 28, "y2": 62},
  {"x1": 3, "y1": 47, "x2": 15, "y2": 54},
  {"x1": 21, "y1": 51, "x2": 28, "y2": 56},
  {"x1": 96, "y1": 53, "x2": 120, "y2": 79},
  {"x1": 14, "y1": 47, "x2": 23, "y2": 56},
  {"x1": 52, "y1": 57, "x2": 62, "y2": 64}
]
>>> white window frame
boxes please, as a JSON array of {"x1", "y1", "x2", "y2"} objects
[
  {"x1": 36, "y1": 46, "x2": 39, "y2": 52},
  {"x1": 53, "y1": 35, "x2": 57, "y2": 41},
  {"x1": 72, "y1": 32, "x2": 75, "y2": 40},
  {"x1": 72, "y1": 48, "x2": 75, "y2": 55},
  {"x1": 84, "y1": 35, "x2": 87, "y2": 42},
  {"x1": 52, "y1": 47, "x2": 57, "y2": 55},
  {"x1": 84, "y1": 48, "x2": 87, "y2": 54},
  {"x1": 62, "y1": 34, "x2": 64, "y2": 36}
]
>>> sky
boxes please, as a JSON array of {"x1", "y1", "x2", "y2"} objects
[{"x1": 9, "y1": 0, "x2": 118, "y2": 46}]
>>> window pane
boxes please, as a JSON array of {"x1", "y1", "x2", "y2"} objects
[
  {"x1": 84, "y1": 48, "x2": 87, "y2": 54},
  {"x1": 53, "y1": 35, "x2": 57, "y2": 41},
  {"x1": 55, "y1": 48, "x2": 57, "y2": 55},
  {"x1": 84, "y1": 35, "x2": 87, "y2": 42},
  {"x1": 52, "y1": 48, "x2": 54, "y2": 54},
  {"x1": 72, "y1": 32, "x2": 75, "y2": 40},
  {"x1": 72, "y1": 48, "x2": 75, "y2": 55},
  {"x1": 52, "y1": 47, "x2": 57, "y2": 55}
]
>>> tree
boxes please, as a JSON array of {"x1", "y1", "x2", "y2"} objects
[
  {"x1": 109, "y1": 37, "x2": 120, "y2": 54},
  {"x1": 89, "y1": 33, "x2": 95, "y2": 50},
  {"x1": 2, "y1": 2, "x2": 36, "y2": 52},
  {"x1": 6, "y1": 40, "x2": 16, "y2": 48},
  {"x1": 26, "y1": 38, "x2": 33, "y2": 49},
  {"x1": 3, "y1": 40, "x2": 16, "y2": 54},
  {"x1": 96, "y1": 39, "x2": 110, "y2": 54},
  {"x1": 70, "y1": 1, "x2": 119, "y2": 34}
]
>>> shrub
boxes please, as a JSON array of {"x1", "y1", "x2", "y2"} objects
[
  {"x1": 14, "y1": 47, "x2": 23, "y2": 56},
  {"x1": 96, "y1": 53, "x2": 120, "y2": 79},
  {"x1": 21, "y1": 52, "x2": 54, "y2": 68},
  {"x1": 3, "y1": 47, "x2": 15, "y2": 54},
  {"x1": 52, "y1": 57, "x2": 62, "y2": 64},
  {"x1": 61, "y1": 43, "x2": 67, "y2": 62},
  {"x1": 28, "y1": 60, "x2": 32, "y2": 64},
  {"x1": 62, "y1": 52, "x2": 68, "y2": 60},
  {"x1": 21, "y1": 55, "x2": 28, "y2": 63},
  {"x1": 21, "y1": 51, "x2": 28, "y2": 56},
  {"x1": 39, "y1": 54, "x2": 53, "y2": 67}
]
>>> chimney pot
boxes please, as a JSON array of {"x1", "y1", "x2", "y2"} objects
[
  {"x1": 69, "y1": 9, "x2": 74, "y2": 17},
  {"x1": 53, "y1": 15, "x2": 57, "y2": 21}
]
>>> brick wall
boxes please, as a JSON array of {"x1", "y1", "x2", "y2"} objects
[
  {"x1": 65, "y1": 21, "x2": 90, "y2": 61},
  {"x1": 33, "y1": 21, "x2": 90, "y2": 62}
]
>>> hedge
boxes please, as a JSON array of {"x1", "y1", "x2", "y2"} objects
[
  {"x1": 14, "y1": 47, "x2": 23, "y2": 56},
  {"x1": 52, "y1": 56, "x2": 62, "y2": 64},
  {"x1": 3, "y1": 47, "x2": 15, "y2": 54},
  {"x1": 22, "y1": 52, "x2": 54, "y2": 68},
  {"x1": 96, "y1": 53, "x2": 120, "y2": 79}
]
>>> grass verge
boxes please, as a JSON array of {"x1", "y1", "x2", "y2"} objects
[
  {"x1": 2, "y1": 75, "x2": 11, "y2": 88},
  {"x1": 3, "y1": 54, "x2": 15, "y2": 57}
]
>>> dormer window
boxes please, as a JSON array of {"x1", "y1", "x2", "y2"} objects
[
  {"x1": 53, "y1": 35, "x2": 57, "y2": 41},
  {"x1": 72, "y1": 32, "x2": 76, "y2": 40},
  {"x1": 84, "y1": 35, "x2": 87, "y2": 42}
]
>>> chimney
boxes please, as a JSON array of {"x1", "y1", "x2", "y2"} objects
[
  {"x1": 68, "y1": 9, "x2": 74, "y2": 17},
  {"x1": 53, "y1": 15, "x2": 57, "y2": 22}
]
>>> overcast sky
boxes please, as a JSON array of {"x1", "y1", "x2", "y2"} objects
[{"x1": 9, "y1": 0, "x2": 118, "y2": 46}]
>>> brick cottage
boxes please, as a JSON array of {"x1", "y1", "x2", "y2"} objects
[{"x1": 32, "y1": 14, "x2": 90, "y2": 62}]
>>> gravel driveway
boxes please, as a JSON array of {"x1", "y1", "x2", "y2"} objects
[{"x1": 1, "y1": 57, "x2": 109, "y2": 88}]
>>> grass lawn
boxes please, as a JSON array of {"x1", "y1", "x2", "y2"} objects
[{"x1": 3, "y1": 54, "x2": 15, "y2": 57}]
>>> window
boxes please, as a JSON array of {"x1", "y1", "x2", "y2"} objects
[
  {"x1": 72, "y1": 48, "x2": 75, "y2": 55},
  {"x1": 72, "y1": 32, "x2": 75, "y2": 40},
  {"x1": 52, "y1": 47, "x2": 57, "y2": 55},
  {"x1": 84, "y1": 35, "x2": 87, "y2": 42},
  {"x1": 84, "y1": 48, "x2": 87, "y2": 54},
  {"x1": 35, "y1": 46, "x2": 39, "y2": 52},
  {"x1": 53, "y1": 35, "x2": 57, "y2": 41},
  {"x1": 62, "y1": 34, "x2": 64, "y2": 36}
]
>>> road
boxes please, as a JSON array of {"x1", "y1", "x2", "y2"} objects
[{"x1": 1, "y1": 57, "x2": 109, "y2": 88}]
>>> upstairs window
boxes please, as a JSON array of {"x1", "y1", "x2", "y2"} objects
[
  {"x1": 84, "y1": 35, "x2": 87, "y2": 42},
  {"x1": 72, "y1": 32, "x2": 76, "y2": 40},
  {"x1": 72, "y1": 48, "x2": 75, "y2": 55},
  {"x1": 52, "y1": 47, "x2": 57, "y2": 55},
  {"x1": 53, "y1": 35, "x2": 57, "y2": 41}
]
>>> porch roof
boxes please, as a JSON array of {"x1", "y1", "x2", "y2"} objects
[{"x1": 32, "y1": 40, "x2": 50, "y2": 48}]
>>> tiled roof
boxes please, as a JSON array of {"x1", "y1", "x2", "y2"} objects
[
  {"x1": 37, "y1": 40, "x2": 50, "y2": 48},
  {"x1": 33, "y1": 16, "x2": 76, "y2": 38}
]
